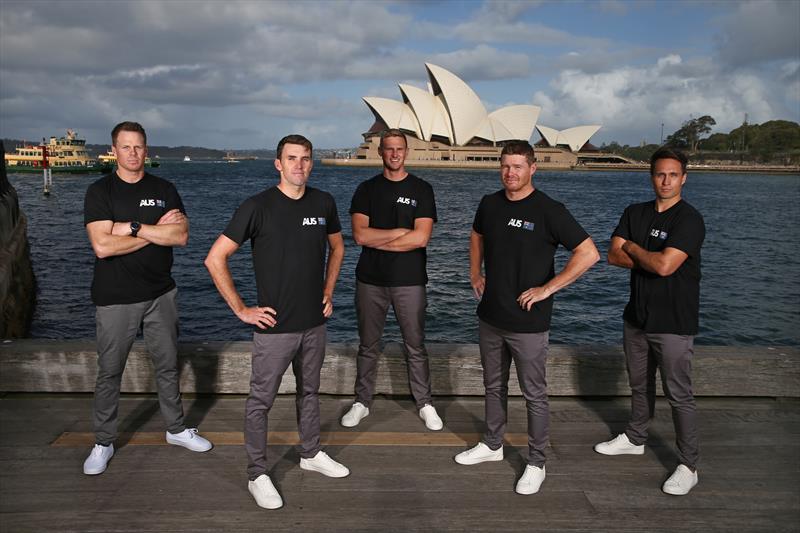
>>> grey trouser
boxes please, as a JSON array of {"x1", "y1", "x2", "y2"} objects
[
  {"x1": 623, "y1": 321, "x2": 699, "y2": 470},
  {"x1": 93, "y1": 287, "x2": 185, "y2": 445},
  {"x1": 479, "y1": 320, "x2": 549, "y2": 467},
  {"x1": 245, "y1": 324, "x2": 326, "y2": 480},
  {"x1": 354, "y1": 281, "x2": 432, "y2": 409}
]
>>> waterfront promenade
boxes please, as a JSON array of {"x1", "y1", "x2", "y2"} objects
[
  {"x1": 1, "y1": 394, "x2": 798, "y2": 532},
  {"x1": 1, "y1": 340, "x2": 798, "y2": 532}
]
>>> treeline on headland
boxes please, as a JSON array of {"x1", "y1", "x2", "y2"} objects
[{"x1": 600, "y1": 119, "x2": 800, "y2": 165}]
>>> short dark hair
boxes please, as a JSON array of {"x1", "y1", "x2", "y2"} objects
[
  {"x1": 111, "y1": 121, "x2": 147, "y2": 145},
  {"x1": 277, "y1": 134, "x2": 313, "y2": 159},
  {"x1": 501, "y1": 141, "x2": 535, "y2": 165},
  {"x1": 650, "y1": 147, "x2": 688, "y2": 175},
  {"x1": 378, "y1": 129, "x2": 407, "y2": 150}
]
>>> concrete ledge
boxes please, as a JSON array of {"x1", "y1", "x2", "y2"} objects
[{"x1": 1, "y1": 339, "x2": 798, "y2": 397}]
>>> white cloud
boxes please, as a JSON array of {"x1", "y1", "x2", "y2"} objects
[{"x1": 715, "y1": 0, "x2": 800, "y2": 67}]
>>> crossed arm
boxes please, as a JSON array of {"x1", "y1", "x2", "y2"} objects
[
  {"x1": 351, "y1": 213, "x2": 433, "y2": 252},
  {"x1": 608, "y1": 236, "x2": 688, "y2": 277},
  {"x1": 86, "y1": 209, "x2": 188, "y2": 259}
]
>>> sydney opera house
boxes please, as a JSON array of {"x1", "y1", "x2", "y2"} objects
[{"x1": 325, "y1": 63, "x2": 632, "y2": 169}]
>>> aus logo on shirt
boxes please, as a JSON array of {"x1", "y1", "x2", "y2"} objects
[
  {"x1": 139, "y1": 199, "x2": 166, "y2": 208},
  {"x1": 507, "y1": 218, "x2": 535, "y2": 231},
  {"x1": 396, "y1": 196, "x2": 417, "y2": 207},
  {"x1": 649, "y1": 228, "x2": 668, "y2": 240},
  {"x1": 302, "y1": 217, "x2": 327, "y2": 226}
]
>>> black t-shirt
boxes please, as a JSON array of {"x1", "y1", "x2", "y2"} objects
[
  {"x1": 84, "y1": 172, "x2": 184, "y2": 306},
  {"x1": 473, "y1": 189, "x2": 590, "y2": 333},
  {"x1": 614, "y1": 199, "x2": 705, "y2": 335},
  {"x1": 349, "y1": 173, "x2": 436, "y2": 286},
  {"x1": 223, "y1": 186, "x2": 341, "y2": 335}
]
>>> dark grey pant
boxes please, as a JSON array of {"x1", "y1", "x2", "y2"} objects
[
  {"x1": 479, "y1": 320, "x2": 549, "y2": 467},
  {"x1": 623, "y1": 321, "x2": 699, "y2": 469},
  {"x1": 354, "y1": 281, "x2": 432, "y2": 409},
  {"x1": 93, "y1": 288, "x2": 185, "y2": 445},
  {"x1": 245, "y1": 324, "x2": 326, "y2": 480}
]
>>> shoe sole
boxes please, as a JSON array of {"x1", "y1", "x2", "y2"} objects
[
  {"x1": 83, "y1": 464, "x2": 109, "y2": 475},
  {"x1": 340, "y1": 418, "x2": 364, "y2": 428},
  {"x1": 593, "y1": 446, "x2": 645, "y2": 456},
  {"x1": 663, "y1": 481, "x2": 697, "y2": 496},
  {"x1": 299, "y1": 462, "x2": 350, "y2": 478},
  {"x1": 166, "y1": 438, "x2": 213, "y2": 452},
  {"x1": 515, "y1": 484, "x2": 543, "y2": 495},
  {"x1": 454, "y1": 454, "x2": 503, "y2": 466}
]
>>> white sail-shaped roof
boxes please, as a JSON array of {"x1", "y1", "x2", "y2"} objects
[
  {"x1": 362, "y1": 63, "x2": 551, "y2": 147},
  {"x1": 399, "y1": 83, "x2": 452, "y2": 143},
  {"x1": 536, "y1": 124, "x2": 601, "y2": 151},
  {"x1": 363, "y1": 97, "x2": 422, "y2": 138},
  {"x1": 425, "y1": 63, "x2": 488, "y2": 145}
]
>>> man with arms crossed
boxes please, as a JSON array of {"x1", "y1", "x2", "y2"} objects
[
  {"x1": 594, "y1": 147, "x2": 705, "y2": 496},
  {"x1": 205, "y1": 134, "x2": 347, "y2": 510},
  {"x1": 455, "y1": 141, "x2": 599, "y2": 495},
  {"x1": 83, "y1": 121, "x2": 212, "y2": 476},
  {"x1": 341, "y1": 129, "x2": 443, "y2": 431}
]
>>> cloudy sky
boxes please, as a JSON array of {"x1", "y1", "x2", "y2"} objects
[{"x1": 1, "y1": 0, "x2": 798, "y2": 149}]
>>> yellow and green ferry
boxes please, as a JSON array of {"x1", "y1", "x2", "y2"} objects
[{"x1": 4, "y1": 130, "x2": 105, "y2": 173}]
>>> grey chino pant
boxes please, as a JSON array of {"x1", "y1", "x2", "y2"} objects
[
  {"x1": 93, "y1": 287, "x2": 185, "y2": 445},
  {"x1": 354, "y1": 281, "x2": 433, "y2": 409},
  {"x1": 245, "y1": 324, "x2": 326, "y2": 480},
  {"x1": 623, "y1": 321, "x2": 699, "y2": 469},
  {"x1": 479, "y1": 320, "x2": 549, "y2": 467}
]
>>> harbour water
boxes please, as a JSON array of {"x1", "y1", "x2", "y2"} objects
[{"x1": 8, "y1": 161, "x2": 800, "y2": 346}]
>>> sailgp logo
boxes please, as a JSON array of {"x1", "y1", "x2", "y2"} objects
[
  {"x1": 650, "y1": 228, "x2": 667, "y2": 240},
  {"x1": 302, "y1": 217, "x2": 327, "y2": 226},
  {"x1": 508, "y1": 218, "x2": 534, "y2": 231},
  {"x1": 139, "y1": 199, "x2": 166, "y2": 208},
  {"x1": 397, "y1": 196, "x2": 417, "y2": 207}
]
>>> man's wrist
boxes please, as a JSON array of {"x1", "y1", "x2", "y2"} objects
[{"x1": 130, "y1": 221, "x2": 141, "y2": 238}]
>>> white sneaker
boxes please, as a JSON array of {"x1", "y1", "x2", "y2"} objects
[
  {"x1": 83, "y1": 443, "x2": 114, "y2": 475},
  {"x1": 515, "y1": 465, "x2": 546, "y2": 495},
  {"x1": 419, "y1": 404, "x2": 443, "y2": 431},
  {"x1": 166, "y1": 428, "x2": 213, "y2": 452},
  {"x1": 454, "y1": 442, "x2": 503, "y2": 465},
  {"x1": 594, "y1": 433, "x2": 644, "y2": 455},
  {"x1": 248, "y1": 474, "x2": 283, "y2": 509},
  {"x1": 300, "y1": 451, "x2": 350, "y2": 478},
  {"x1": 341, "y1": 402, "x2": 369, "y2": 427},
  {"x1": 662, "y1": 464, "x2": 698, "y2": 495}
]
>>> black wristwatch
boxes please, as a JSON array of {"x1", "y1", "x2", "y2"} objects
[{"x1": 130, "y1": 221, "x2": 141, "y2": 238}]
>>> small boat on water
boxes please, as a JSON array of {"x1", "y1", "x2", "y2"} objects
[
  {"x1": 183, "y1": 156, "x2": 191, "y2": 162},
  {"x1": 98, "y1": 151, "x2": 160, "y2": 169},
  {"x1": 4, "y1": 130, "x2": 105, "y2": 173},
  {"x1": 222, "y1": 151, "x2": 257, "y2": 162}
]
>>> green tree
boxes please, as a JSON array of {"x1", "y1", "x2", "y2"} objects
[{"x1": 666, "y1": 115, "x2": 717, "y2": 153}]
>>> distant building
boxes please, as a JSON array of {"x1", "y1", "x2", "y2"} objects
[{"x1": 348, "y1": 63, "x2": 609, "y2": 168}]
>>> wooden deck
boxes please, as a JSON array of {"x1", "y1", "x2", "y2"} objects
[{"x1": 1, "y1": 394, "x2": 798, "y2": 532}]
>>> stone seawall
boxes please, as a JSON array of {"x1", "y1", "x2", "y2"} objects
[
  {"x1": 0, "y1": 142, "x2": 36, "y2": 338},
  {"x1": 1, "y1": 340, "x2": 797, "y2": 397}
]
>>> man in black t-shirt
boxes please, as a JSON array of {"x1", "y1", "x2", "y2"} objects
[
  {"x1": 82, "y1": 122, "x2": 212, "y2": 477},
  {"x1": 594, "y1": 148, "x2": 705, "y2": 496},
  {"x1": 455, "y1": 141, "x2": 599, "y2": 495},
  {"x1": 340, "y1": 129, "x2": 443, "y2": 432},
  {"x1": 205, "y1": 134, "x2": 347, "y2": 510}
]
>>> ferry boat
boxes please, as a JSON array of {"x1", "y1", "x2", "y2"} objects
[
  {"x1": 98, "y1": 151, "x2": 160, "y2": 169},
  {"x1": 183, "y1": 156, "x2": 191, "y2": 162},
  {"x1": 4, "y1": 130, "x2": 104, "y2": 173}
]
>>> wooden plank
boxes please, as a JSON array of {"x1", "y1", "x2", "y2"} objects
[
  {"x1": 51, "y1": 431, "x2": 529, "y2": 447},
  {"x1": 1, "y1": 340, "x2": 798, "y2": 396}
]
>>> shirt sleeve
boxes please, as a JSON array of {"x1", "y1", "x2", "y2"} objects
[
  {"x1": 551, "y1": 202, "x2": 590, "y2": 250},
  {"x1": 223, "y1": 198, "x2": 259, "y2": 245},
  {"x1": 165, "y1": 181, "x2": 186, "y2": 215},
  {"x1": 472, "y1": 196, "x2": 486, "y2": 235},
  {"x1": 416, "y1": 181, "x2": 437, "y2": 222},
  {"x1": 664, "y1": 210, "x2": 705, "y2": 257},
  {"x1": 349, "y1": 181, "x2": 370, "y2": 216},
  {"x1": 326, "y1": 193, "x2": 342, "y2": 234},
  {"x1": 612, "y1": 206, "x2": 632, "y2": 241},
  {"x1": 84, "y1": 182, "x2": 112, "y2": 225}
]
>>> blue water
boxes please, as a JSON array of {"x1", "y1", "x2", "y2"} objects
[{"x1": 9, "y1": 161, "x2": 800, "y2": 345}]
